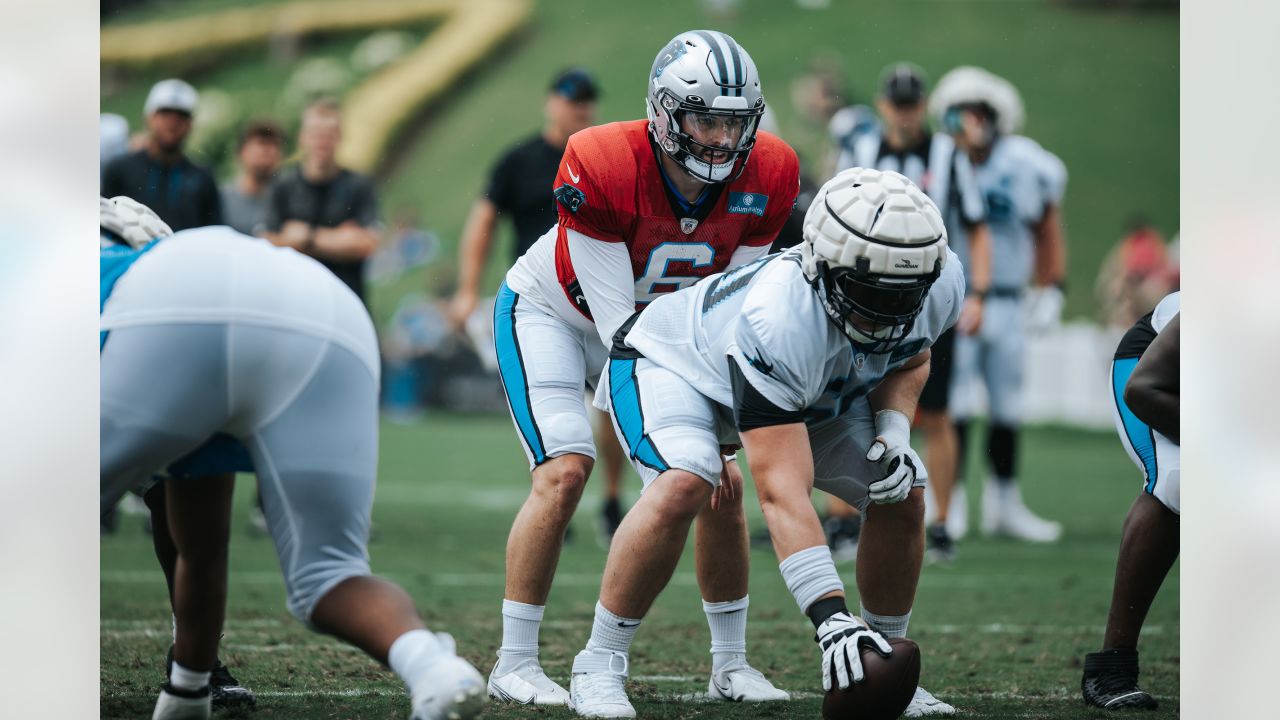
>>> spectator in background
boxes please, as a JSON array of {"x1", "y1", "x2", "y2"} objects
[
  {"x1": 102, "y1": 79, "x2": 222, "y2": 230},
  {"x1": 445, "y1": 68, "x2": 628, "y2": 543},
  {"x1": 447, "y1": 67, "x2": 599, "y2": 328},
  {"x1": 1095, "y1": 216, "x2": 1176, "y2": 329},
  {"x1": 221, "y1": 119, "x2": 286, "y2": 237},
  {"x1": 264, "y1": 98, "x2": 380, "y2": 303}
]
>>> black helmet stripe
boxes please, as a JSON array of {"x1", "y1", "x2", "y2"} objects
[
  {"x1": 824, "y1": 196, "x2": 945, "y2": 250},
  {"x1": 694, "y1": 30, "x2": 731, "y2": 94},
  {"x1": 723, "y1": 33, "x2": 744, "y2": 96}
]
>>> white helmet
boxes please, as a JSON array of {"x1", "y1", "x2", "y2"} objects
[
  {"x1": 800, "y1": 168, "x2": 948, "y2": 351},
  {"x1": 100, "y1": 196, "x2": 173, "y2": 249},
  {"x1": 928, "y1": 66, "x2": 1024, "y2": 137},
  {"x1": 646, "y1": 30, "x2": 765, "y2": 184}
]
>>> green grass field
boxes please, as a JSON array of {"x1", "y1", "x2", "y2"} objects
[{"x1": 101, "y1": 416, "x2": 1180, "y2": 719}]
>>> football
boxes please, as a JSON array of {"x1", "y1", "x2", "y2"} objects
[{"x1": 822, "y1": 637, "x2": 921, "y2": 720}]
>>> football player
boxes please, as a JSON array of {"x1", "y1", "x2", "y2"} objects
[
  {"x1": 839, "y1": 61, "x2": 993, "y2": 561},
  {"x1": 1082, "y1": 291, "x2": 1179, "y2": 710},
  {"x1": 489, "y1": 30, "x2": 799, "y2": 706},
  {"x1": 100, "y1": 197, "x2": 485, "y2": 720},
  {"x1": 929, "y1": 67, "x2": 1068, "y2": 543},
  {"x1": 570, "y1": 168, "x2": 961, "y2": 718}
]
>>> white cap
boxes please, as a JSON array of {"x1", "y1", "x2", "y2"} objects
[{"x1": 144, "y1": 79, "x2": 198, "y2": 115}]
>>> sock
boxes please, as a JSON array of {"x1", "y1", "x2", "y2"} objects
[
  {"x1": 584, "y1": 601, "x2": 641, "y2": 656},
  {"x1": 779, "y1": 545, "x2": 844, "y2": 614},
  {"x1": 388, "y1": 628, "x2": 449, "y2": 690},
  {"x1": 169, "y1": 662, "x2": 211, "y2": 692},
  {"x1": 952, "y1": 419, "x2": 970, "y2": 484},
  {"x1": 496, "y1": 599, "x2": 544, "y2": 673},
  {"x1": 859, "y1": 605, "x2": 911, "y2": 639},
  {"x1": 703, "y1": 596, "x2": 748, "y2": 672},
  {"x1": 989, "y1": 424, "x2": 1018, "y2": 481}
]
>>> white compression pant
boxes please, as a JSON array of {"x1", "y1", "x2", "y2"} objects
[
  {"x1": 949, "y1": 295, "x2": 1026, "y2": 425},
  {"x1": 100, "y1": 322, "x2": 378, "y2": 622},
  {"x1": 597, "y1": 356, "x2": 926, "y2": 511}
]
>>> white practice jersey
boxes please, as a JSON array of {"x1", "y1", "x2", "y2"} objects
[
  {"x1": 1151, "y1": 290, "x2": 1179, "y2": 333},
  {"x1": 950, "y1": 135, "x2": 1066, "y2": 290},
  {"x1": 620, "y1": 246, "x2": 965, "y2": 424}
]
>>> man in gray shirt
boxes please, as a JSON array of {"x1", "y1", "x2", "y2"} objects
[{"x1": 221, "y1": 119, "x2": 285, "y2": 236}]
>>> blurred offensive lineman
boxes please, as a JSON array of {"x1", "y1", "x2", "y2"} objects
[
  {"x1": 491, "y1": 30, "x2": 799, "y2": 706},
  {"x1": 570, "y1": 168, "x2": 962, "y2": 718},
  {"x1": 99, "y1": 197, "x2": 485, "y2": 720},
  {"x1": 929, "y1": 67, "x2": 1069, "y2": 542},
  {"x1": 1082, "y1": 291, "x2": 1179, "y2": 710}
]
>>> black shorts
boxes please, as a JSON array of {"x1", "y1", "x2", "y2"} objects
[{"x1": 918, "y1": 325, "x2": 955, "y2": 412}]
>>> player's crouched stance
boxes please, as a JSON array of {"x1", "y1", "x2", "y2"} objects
[
  {"x1": 99, "y1": 197, "x2": 485, "y2": 720},
  {"x1": 569, "y1": 169, "x2": 962, "y2": 718}
]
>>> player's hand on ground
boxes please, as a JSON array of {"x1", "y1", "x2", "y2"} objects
[
  {"x1": 815, "y1": 611, "x2": 893, "y2": 690},
  {"x1": 711, "y1": 456, "x2": 743, "y2": 511},
  {"x1": 865, "y1": 410, "x2": 922, "y2": 504},
  {"x1": 957, "y1": 295, "x2": 984, "y2": 335}
]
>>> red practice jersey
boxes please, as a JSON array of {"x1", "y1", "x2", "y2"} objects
[{"x1": 551, "y1": 119, "x2": 799, "y2": 319}]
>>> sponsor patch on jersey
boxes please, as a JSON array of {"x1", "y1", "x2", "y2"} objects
[
  {"x1": 555, "y1": 184, "x2": 586, "y2": 214},
  {"x1": 727, "y1": 192, "x2": 767, "y2": 216}
]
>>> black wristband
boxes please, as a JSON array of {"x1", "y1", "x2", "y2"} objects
[
  {"x1": 968, "y1": 288, "x2": 989, "y2": 300},
  {"x1": 807, "y1": 596, "x2": 849, "y2": 630}
]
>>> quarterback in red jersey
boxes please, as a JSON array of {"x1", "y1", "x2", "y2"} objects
[{"x1": 492, "y1": 30, "x2": 798, "y2": 713}]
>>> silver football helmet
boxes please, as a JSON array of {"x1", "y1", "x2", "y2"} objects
[
  {"x1": 801, "y1": 167, "x2": 948, "y2": 351},
  {"x1": 646, "y1": 30, "x2": 765, "y2": 184}
]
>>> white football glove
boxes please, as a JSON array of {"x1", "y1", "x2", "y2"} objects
[
  {"x1": 100, "y1": 196, "x2": 173, "y2": 249},
  {"x1": 1024, "y1": 285, "x2": 1064, "y2": 334},
  {"x1": 865, "y1": 410, "x2": 924, "y2": 504},
  {"x1": 815, "y1": 611, "x2": 893, "y2": 690}
]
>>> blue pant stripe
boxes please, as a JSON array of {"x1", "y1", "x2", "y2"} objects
[
  {"x1": 608, "y1": 359, "x2": 668, "y2": 473},
  {"x1": 1112, "y1": 357, "x2": 1159, "y2": 490},
  {"x1": 494, "y1": 283, "x2": 546, "y2": 464}
]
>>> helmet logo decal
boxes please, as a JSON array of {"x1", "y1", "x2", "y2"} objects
[{"x1": 652, "y1": 39, "x2": 688, "y2": 80}]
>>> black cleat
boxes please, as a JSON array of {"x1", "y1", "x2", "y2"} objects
[
  {"x1": 600, "y1": 498, "x2": 625, "y2": 545},
  {"x1": 824, "y1": 515, "x2": 861, "y2": 563},
  {"x1": 167, "y1": 645, "x2": 257, "y2": 710},
  {"x1": 1082, "y1": 649, "x2": 1158, "y2": 710},
  {"x1": 925, "y1": 523, "x2": 955, "y2": 564}
]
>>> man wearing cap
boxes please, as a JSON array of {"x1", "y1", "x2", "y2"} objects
[
  {"x1": 102, "y1": 78, "x2": 223, "y2": 231},
  {"x1": 447, "y1": 69, "x2": 630, "y2": 544},
  {"x1": 837, "y1": 63, "x2": 991, "y2": 575}
]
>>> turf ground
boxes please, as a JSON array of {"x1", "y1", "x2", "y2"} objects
[{"x1": 101, "y1": 416, "x2": 1179, "y2": 719}]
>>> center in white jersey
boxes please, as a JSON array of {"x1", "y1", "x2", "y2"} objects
[{"x1": 613, "y1": 246, "x2": 966, "y2": 423}]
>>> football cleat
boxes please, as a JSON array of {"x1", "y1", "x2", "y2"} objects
[
  {"x1": 151, "y1": 682, "x2": 210, "y2": 720},
  {"x1": 1081, "y1": 649, "x2": 1158, "y2": 710},
  {"x1": 982, "y1": 479, "x2": 1062, "y2": 543},
  {"x1": 824, "y1": 515, "x2": 861, "y2": 564},
  {"x1": 707, "y1": 656, "x2": 790, "y2": 702},
  {"x1": 407, "y1": 637, "x2": 486, "y2": 720},
  {"x1": 166, "y1": 645, "x2": 256, "y2": 710},
  {"x1": 487, "y1": 657, "x2": 570, "y2": 705},
  {"x1": 924, "y1": 523, "x2": 955, "y2": 565},
  {"x1": 946, "y1": 485, "x2": 969, "y2": 541},
  {"x1": 568, "y1": 649, "x2": 634, "y2": 718},
  {"x1": 903, "y1": 685, "x2": 957, "y2": 717}
]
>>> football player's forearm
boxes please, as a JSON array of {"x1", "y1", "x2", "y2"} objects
[
  {"x1": 1124, "y1": 316, "x2": 1179, "y2": 442},
  {"x1": 741, "y1": 423, "x2": 825, "y2": 561},
  {"x1": 868, "y1": 350, "x2": 930, "y2": 418},
  {"x1": 967, "y1": 223, "x2": 992, "y2": 293},
  {"x1": 1034, "y1": 206, "x2": 1066, "y2": 285},
  {"x1": 313, "y1": 226, "x2": 379, "y2": 260},
  {"x1": 565, "y1": 228, "x2": 638, "y2": 348}
]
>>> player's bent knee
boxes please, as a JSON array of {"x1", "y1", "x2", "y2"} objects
[
  {"x1": 531, "y1": 454, "x2": 591, "y2": 520},
  {"x1": 290, "y1": 561, "x2": 372, "y2": 625},
  {"x1": 648, "y1": 470, "x2": 713, "y2": 525}
]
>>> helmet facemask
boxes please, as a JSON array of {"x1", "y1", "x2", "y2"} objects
[
  {"x1": 814, "y1": 256, "x2": 940, "y2": 353},
  {"x1": 650, "y1": 90, "x2": 763, "y2": 184}
]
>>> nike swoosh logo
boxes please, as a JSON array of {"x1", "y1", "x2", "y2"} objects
[
  {"x1": 712, "y1": 677, "x2": 741, "y2": 701},
  {"x1": 617, "y1": 621, "x2": 640, "y2": 628},
  {"x1": 567, "y1": 163, "x2": 580, "y2": 183}
]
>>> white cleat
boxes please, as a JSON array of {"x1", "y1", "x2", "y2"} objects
[
  {"x1": 568, "y1": 648, "x2": 635, "y2": 718},
  {"x1": 707, "y1": 656, "x2": 790, "y2": 702},
  {"x1": 408, "y1": 635, "x2": 486, "y2": 720},
  {"x1": 487, "y1": 657, "x2": 570, "y2": 705},
  {"x1": 903, "y1": 686, "x2": 957, "y2": 717},
  {"x1": 946, "y1": 485, "x2": 969, "y2": 541},
  {"x1": 152, "y1": 685, "x2": 211, "y2": 720},
  {"x1": 983, "y1": 480, "x2": 1062, "y2": 543}
]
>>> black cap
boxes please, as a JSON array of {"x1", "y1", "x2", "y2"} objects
[
  {"x1": 549, "y1": 68, "x2": 600, "y2": 102},
  {"x1": 881, "y1": 63, "x2": 926, "y2": 106}
]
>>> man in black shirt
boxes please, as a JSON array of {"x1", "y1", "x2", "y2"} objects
[
  {"x1": 447, "y1": 68, "x2": 598, "y2": 328},
  {"x1": 263, "y1": 99, "x2": 381, "y2": 302},
  {"x1": 102, "y1": 79, "x2": 222, "y2": 231}
]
